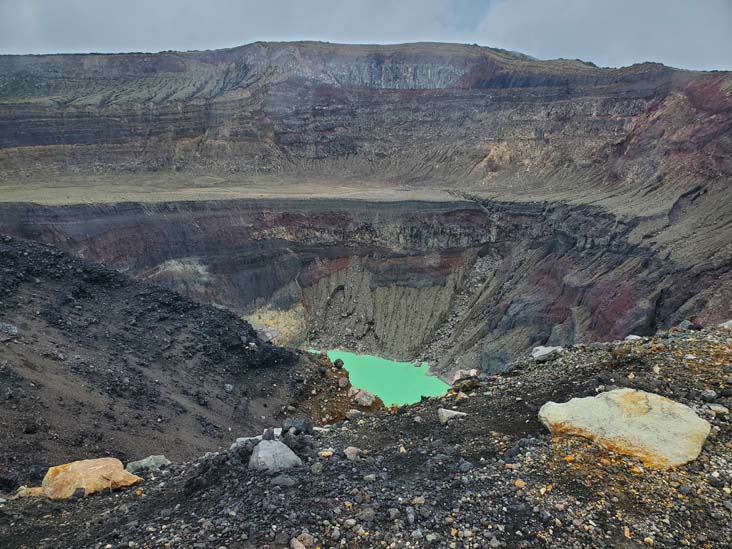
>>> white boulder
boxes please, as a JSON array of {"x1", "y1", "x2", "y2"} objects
[{"x1": 539, "y1": 388, "x2": 711, "y2": 469}]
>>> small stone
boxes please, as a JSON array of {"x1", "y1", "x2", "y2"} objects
[
  {"x1": 451, "y1": 369, "x2": 479, "y2": 385},
  {"x1": 16, "y1": 486, "x2": 43, "y2": 498},
  {"x1": 530, "y1": 346, "x2": 562, "y2": 362},
  {"x1": 514, "y1": 479, "x2": 527, "y2": 489},
  {"x1": 0, "y1": 322, "x2": 19, "y2": 336},
  {"x1": 357, "y1": 507, "x2": 376, "y2": 522},
  {"x1": 352, "y1": 389, "x2": 376, "y2": 407},
  {"x1": 224, "y1": 383, "x2": 234, "y2": 393},
  {"x1": 701, "y1": 389, "x2": 718, "y2": 402},
  {"x1": 344, "y1": 446, "x2": 360, "y2": 461},
  {"x1": 438, "y1": 408, "x2": 467, "y2": 425},
  {"x1": 230, "y1": 436, "x2": 262, "y2": 451},
  {"x1": 708, "y1": 403, "x2": 729, "y2": 415},
  {"x1": 282, "y1": 417, "x2": 314, "y2": 434},
  {"x1": 310, "y1": 462, "x2": 324, "y2": 474},
  {"x1": 296, "y1": 532, "x2": 315, "y2": 547},
  {"x1": 125, "y1": 455, "x2": 171, "y2": 474}
]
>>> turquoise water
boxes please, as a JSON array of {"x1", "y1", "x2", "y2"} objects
[{"x1": 314, "y1": 349, "x2": 449, "y2": 406}]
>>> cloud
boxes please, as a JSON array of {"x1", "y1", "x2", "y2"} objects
[
  {"x1": 0, "y1": 0, "x2": 730, "y2": 70},
  {"x1": 475, "y1": 0, "x2": 732, "y2": 70}
]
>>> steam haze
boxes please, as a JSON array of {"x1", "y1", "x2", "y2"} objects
[{"x1": 0, "y1": 0, "x2": 730, "y2": 70}]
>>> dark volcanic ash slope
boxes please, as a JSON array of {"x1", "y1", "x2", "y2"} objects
[{"x1": 0, "y1": 235, "x2": 365, "y2": 485}]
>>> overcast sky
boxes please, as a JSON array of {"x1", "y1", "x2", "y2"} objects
[{"x1": 0, "y1": 0, "x2": 730, "y2": 70}]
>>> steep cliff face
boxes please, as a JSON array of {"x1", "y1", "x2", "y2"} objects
[
  {"x1": 1, "y1": 197, "x2": 726, "y2": 377},
  {"x1": 0, "y1": 41, "x2": 730, "y2": 375},
  {"x1": 0, "y1": 200, "x2": 491, "y2": 359}
]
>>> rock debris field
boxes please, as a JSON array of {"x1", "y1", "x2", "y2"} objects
[{"x1": 2, "y1": 318, "x2": 732, "y2": 548}]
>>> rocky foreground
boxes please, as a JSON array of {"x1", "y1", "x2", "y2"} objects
[{"x1": 2, "y1": 323, "x2": 732, "y2": 548}]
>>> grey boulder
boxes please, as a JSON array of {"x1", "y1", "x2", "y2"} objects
[
  {"x1": 125, "y1": 455, "x2": 171, "y2": 473},
  {"x1": 248, "y1": 440, "x2": 302, "y2": 473},
  {"x1": 530, "y1": 346, "x2": 562, "y2": 362}
]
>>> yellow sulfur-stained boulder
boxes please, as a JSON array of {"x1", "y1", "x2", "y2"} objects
[
  {"x1": 539, "y1": 388, "x2": 711, "y2": 469},
  {"x1": 42, "y1": 458, "x2": 143, "y2": 499}
]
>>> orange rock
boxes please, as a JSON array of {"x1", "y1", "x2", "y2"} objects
[
  {"x1": 42, "y1": 458, "x2": 142, "y2": 499},
  {"x1": 15, "y1": 486, "x2": 44, "y2": 498}
]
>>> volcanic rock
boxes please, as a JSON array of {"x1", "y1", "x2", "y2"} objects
[
  {"x1": 248, "y1": 440, "x2": 303, "y2": 473},
  {"x1": 125, "y1": 455, "x2": 171, "y2": 474},
  {"x1": 438, "y1": 408, "x2": 467, "y2": 425},
  {"x1": 452, "y1": 369, "x2": 479, "y2": 385},
  {"x1": 350, "y1": 389, "x2": 376, "y2": 407},
  {"x1": 531, "y1": 346, "x2": 562, "y2": 363},
  {"x1": 230, "y1": 436, "x2": 263, "y2": 451},
  {"x1": 282, "y1": 417, "x2": 314, "y2": 435},
  {"x1": 344, "y1": 446, "x2": 360, "y2": 461},
  {"x1": 538, "y1": 388, "x2": 711, "y2": 468},
  {"x1": 42, "y1": 458, "x2": 143, "y2": 499},
  {"x1": 0, "y1": 322, "x2": 18, "y2": 337}
]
